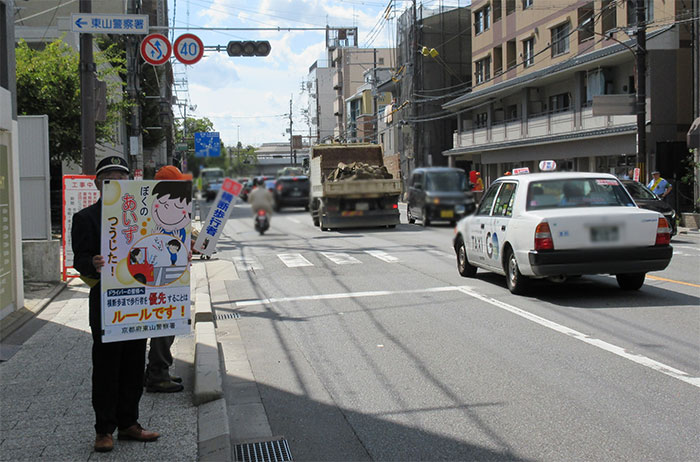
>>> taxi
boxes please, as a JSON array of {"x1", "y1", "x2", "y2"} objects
[{"x1": 453, "y1": 170, "x2": 673, "y2": 294}]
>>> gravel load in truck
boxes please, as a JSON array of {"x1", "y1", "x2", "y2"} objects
[{"x1": 327, "y1": 162, "x2": 394, "y2": 181}]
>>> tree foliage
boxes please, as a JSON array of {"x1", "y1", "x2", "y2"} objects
[{"x1": 15, "y1": 38, "x2": 130, "y2": 166}]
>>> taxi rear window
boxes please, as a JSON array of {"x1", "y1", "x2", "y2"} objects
[{"x1": 526, "y1": 178, "x2": 634, "y2": 210}]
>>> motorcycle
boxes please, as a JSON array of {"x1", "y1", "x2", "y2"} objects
[{"x1": 254, "y1": 209, "x2": 270, "y2": 235}]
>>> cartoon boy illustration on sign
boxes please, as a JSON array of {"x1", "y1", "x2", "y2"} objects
[{"x1": 151, "y1": 181, "x2": 192, "y2": 243}]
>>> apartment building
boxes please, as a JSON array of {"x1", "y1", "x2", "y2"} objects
[
  {"x1": 307, "y1": 60, "x2": 335, "y2": 143},
  {"x1": 346, "y1": 67, "x2": 393, "y2": 143},
  {"x1": 327, "y1": 32, "x2": 393, "y2": 141},
  {"x1": 443, "y1": 0, "x2": 693, "y2": 190}
]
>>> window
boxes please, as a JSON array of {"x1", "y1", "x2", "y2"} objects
[
  {"x1": 523, "y1": 0, "x2": 533, "y2": 9},
  {"x1": 492, "y1": 183, "x2": 518, "y2": 217},
  {"x1": 523, "y1": 38, "x2": 534, "y2": 67},
  {"x1": 493, "y1": 0, "x2": 502, "y2": 21},
  {"x1": 477, "y1": 184, "x2": 501, "y2": 216},
  {"x1": 494, "y1": 46, "x2": 503, "y2": 74},
  {"x1": 602, "y1": 0, "x2": 617, "y2": 34},
  {"x1": 475, "y1": 112, "x2": 488, "y2": 128},
  {"x1": 475, "y1": 56, "x2": 491, "y2": 84},
  {"x1": 551, "y1": 22, "x2": 570, "y2": 57},
  {"x1": 506, "y1": 104, "x2": 518, "y2": 120},
  {"x1": 378, "y1": 57, "x2": 384, "y2": 65},
  {"x1": 506, "y1": 40, "x2": 517, "y2": 69},
  {"x1": 474, "y1": 6, "x2": 490, "y2": 34},
  {"x1": 549, "y1": 93, "x2": 571, "y2": 113},
  {"x1": 506, "y1": 0, "x2": 516, "y2": 15},
  {"x1": 626, "y1": 0, "x2": 653, "y2": 26},
  {"x1": 578, "y1": 3, "x2": 594, "y2": 43},
  {"x1": 526, "y1": 178, "x2": 635, "y2": 211}
]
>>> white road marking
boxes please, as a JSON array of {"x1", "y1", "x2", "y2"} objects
[
  {"x1": 277, "y1": 253, "x2": 313, "y2": 268},
  {"x1": 233, "y1": 256, "x2": 262, "y2": 271},
  {"x1": 427, "y1": 249, "x2": 452, "y2": 258},
  {"x1": 235, "y1": 283, "x2": 700, "y2": 388},
  {"x1": 455, "y1": 286, "x2": 700, "y2": 389},
  {"x1": 365, "y1": 250, "x2": 399, "y2": 263},
  {"x1": 321, "y1": 252, "x2": 362, "y2": 265},
  {"x1": 286, "y1": 217, "x2": 301, "y2": 224}
]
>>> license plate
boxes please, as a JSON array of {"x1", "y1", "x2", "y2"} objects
[
  {"x1": 356, "y1": 202, "x2": 369, "y2": 211},
  {"x1": 591, "y1": 226, "x2": 619, "y2": 242},
  {"x1": 440, "y1": 210, "x2": 454, "y2": 218},
  {"x1": 290, "y1": 190, "x2": 301, "y2": 196}
]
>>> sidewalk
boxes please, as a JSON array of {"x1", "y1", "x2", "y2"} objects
[{"x1": 0, "y1": 280, "x2": 198, "y2": 461}]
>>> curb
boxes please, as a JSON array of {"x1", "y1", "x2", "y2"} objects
[{"x1": 192, "y1": 259, "x2": 232, "y2": 461}]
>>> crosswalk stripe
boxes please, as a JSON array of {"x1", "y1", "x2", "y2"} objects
[
  {"x1": 232, "y1": 256, "x2": 261, "y2": 271},
  {"x1": 365, "y1": 250, "x2": 399, "y2": 263},
  {"x1": 277, "y1": 253, "x2": 313, "y2": 267},
  {"x1": 321, "y1": 252, "x2": 362, "y2": 265}
]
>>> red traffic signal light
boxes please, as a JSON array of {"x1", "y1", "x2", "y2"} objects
[{"x1": 226, "y1": 41, "x2": 271, "y2": 57}]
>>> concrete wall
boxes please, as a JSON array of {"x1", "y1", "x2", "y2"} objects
[{"x1": 22, "y1": 240, "x2": 60, "y2": 282}]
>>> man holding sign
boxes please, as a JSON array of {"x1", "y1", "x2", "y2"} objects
[{"x1": 71, "y1": 157, "x2": 160, "y2": 452}]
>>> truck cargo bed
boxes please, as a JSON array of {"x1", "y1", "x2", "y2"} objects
[{"x1": 312, "y1": 179, "x2": 401, "y2": 198}]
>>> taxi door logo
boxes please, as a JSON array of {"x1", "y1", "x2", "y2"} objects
[{"x1": 486, "y1": 232, "x2": 499, "y2": 260}]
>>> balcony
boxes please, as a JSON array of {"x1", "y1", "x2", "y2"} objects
[
  {"x1": 332, "y1": 70, "x2": 343, "y2": 90},
  {"x1": 453, "y1": 107, "x2": 636, "y2": 150}
]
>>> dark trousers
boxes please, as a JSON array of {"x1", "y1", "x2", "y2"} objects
[
  {"x1": 89, "y1": 286, "x2": 147, "y2": 434},
  {"x1": 145, "y1": 335, "x2": 175, "y2": 384}
]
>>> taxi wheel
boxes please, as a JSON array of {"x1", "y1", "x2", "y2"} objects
[
  {"x1": 505, "y1": 248, "x2": 529, "y2": 295},
  {"x1": 616, "y1": 273, "x2": 645, "y2": 290},
  {"x1": 456, "y1": 238, "x2": 477, "y2": 277}
]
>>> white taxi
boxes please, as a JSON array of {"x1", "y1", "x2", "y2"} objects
[{"x1": 453, "y1": 172, "x2": 673, "y2": 294}]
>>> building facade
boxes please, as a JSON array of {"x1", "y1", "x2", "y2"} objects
[
  {"x1": 443, "y1": 0, "x2": 694, "y2": 196},
  {"x1": 307, "y1": 60, "x2": 335, "y2": 143}
]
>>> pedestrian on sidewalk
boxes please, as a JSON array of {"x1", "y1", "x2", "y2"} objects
[
  {"x1": 71, "y1": 156, "x2": 160, "y2": 453},
  {"x1": 143, "y1": 165, "x2": 192, "y2": 393}
]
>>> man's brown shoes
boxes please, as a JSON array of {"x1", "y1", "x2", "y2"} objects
[
  {"x1": 117, "y1": 424, "x2": 160, "y2": 442},
  {"x1": 94, "y1": 433, "x2": 114, "y2": 452}
]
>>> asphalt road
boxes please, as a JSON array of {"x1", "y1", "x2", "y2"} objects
[{"x1": 206, "y1": 199, "x2": 700, "y2": 462}]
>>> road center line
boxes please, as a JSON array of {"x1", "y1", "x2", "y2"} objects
[{"x1": 455, "y1": 286, "x2": 700, "y2": 389}]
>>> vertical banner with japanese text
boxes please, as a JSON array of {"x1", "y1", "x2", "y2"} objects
[
  {"x1": 62, "y1": 175, "x2": 99, "y2": 280},
  {"x1": 194, "y1": 178, "x2": 242, "y2": 256},
  {"x1": 100, "y1": 180, "x2": 192, "y2": 343}
]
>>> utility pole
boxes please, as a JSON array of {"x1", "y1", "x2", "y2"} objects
[
  {"x1": 635, "y1": 0, "x2": 647, "y2": 176},
  {"x1": 411, "y1": 0, "x2": 419, "y2": 168},
  {"x1": 373, "y1": 48, "x2": 378, "y2": 143},
  {"x1": 79, "y1": 0, "x2": 96, "y2": 174},
  {"x1": 126, "y1": 0, "x2": 141, "y2": 174},
  {"x1": 289, "y1": 96, "x2": 294, "y2": 165}
]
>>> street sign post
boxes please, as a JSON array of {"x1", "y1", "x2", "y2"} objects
[
  {"x1": 140, "y1": 34, "x2": 172, "y2": 66},
  {"x1": 71, "y1": 13, "x2": 149, "y2": 34},
  {"x1": 174, "y1": 34, "x2": 204, "y2": 65},
  {"x1": 195, "y1": 132, "x2": 221, "y2": 158}
]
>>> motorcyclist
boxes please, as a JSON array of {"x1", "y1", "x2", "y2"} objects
[{"x1": 248, "y1": 177, "x2": 274, "y2": 217}]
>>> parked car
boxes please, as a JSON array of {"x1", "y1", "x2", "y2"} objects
[
  {"x1": 274, "y1": 175, "x2": 310, "y2": 211},
  {"x1": 621, "y1": 179, "x2": 677, "y2": 236},
  {"x1": 239, "y1": 180, "x2": 254, "y2": 202},
  {"x1": 453, "y1": 172, "x2": 673, "y2": 294},
  {"x1": 406, "y1": 167, "x2": 476, "y2": 226}
]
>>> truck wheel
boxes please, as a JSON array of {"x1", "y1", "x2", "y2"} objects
[
  {"x1": 421, "y1": 208, "x2": 430, "y2": 227},
  {"x1": 616, "y1": 273, "x2": 645, "y2": 290}
]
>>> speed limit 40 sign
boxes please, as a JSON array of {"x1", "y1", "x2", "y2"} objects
[{"x1": 174, "y1": 33, "x2": 204, "y2": 65}]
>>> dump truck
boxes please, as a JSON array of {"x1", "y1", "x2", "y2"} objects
[{"x1": 309, "y1": 144, "x2": 401, "y2": 230}]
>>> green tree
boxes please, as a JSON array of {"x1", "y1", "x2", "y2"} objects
[{"x1": 15, "y1": 38, "x2": 130, "y2": 166}]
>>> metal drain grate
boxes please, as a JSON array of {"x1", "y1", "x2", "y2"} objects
[
  {"x1": 214, "y1": 312, "x2": 240, "y2": 320},
  {"x1": 234, "y1": 437, "x2": 293, "y2": 462}
]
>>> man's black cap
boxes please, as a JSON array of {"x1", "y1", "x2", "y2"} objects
[{"x1": 96, "y1": 156, "x2": 130, "y2": 176}]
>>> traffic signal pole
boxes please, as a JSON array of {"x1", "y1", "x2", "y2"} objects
[
  {"x1": 79, "y1": 0, "x2": 96, "y2": 174},
  {"x1": 635, "y1": 0, "x2": 647, "y2": 175}
]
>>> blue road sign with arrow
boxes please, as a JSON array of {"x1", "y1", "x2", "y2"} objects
[
  {"x1": 195, "y1": 132, "x2": 221, "y2": 158},
  {"x1": 71, "y1": 13, "x2": 148, "y2": 34}
]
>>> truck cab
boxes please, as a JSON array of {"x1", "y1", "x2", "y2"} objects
[{"x1": 199, "y1": 168, "x2": 225, "y2": 201}]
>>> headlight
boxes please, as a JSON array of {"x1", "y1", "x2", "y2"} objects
[{"x1": 455, "y1": 204, "x2": 466, "y2": 214}]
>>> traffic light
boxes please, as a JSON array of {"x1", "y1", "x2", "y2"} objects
[{"x1": 226, "y1": 41, "x2": 271, "y2": 57}]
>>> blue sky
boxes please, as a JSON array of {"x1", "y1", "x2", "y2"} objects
[{"x1": 167, "y1": 0, "x2": 465, "y2": 148}]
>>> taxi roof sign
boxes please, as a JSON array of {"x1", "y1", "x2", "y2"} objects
[
  {"x1": 539, "y1": 160, "x2": 557, "y2": 172},
  {"x1": 512, "y1": 167, "x2": 530, "y2": 175}
]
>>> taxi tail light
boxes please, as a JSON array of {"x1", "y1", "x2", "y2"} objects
[
  {"x1": 655, "y1": 217, "x2": 671, "y2": 245},
  {"x1": 534, "y1": 221, "x2": 554, "y2": 250},
  {"x1": 392, "y1": 203, "x2": 398, "y2": 209},
  {"x1": 276, "y1": 183, "x2": 283, "y2": 192}
]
